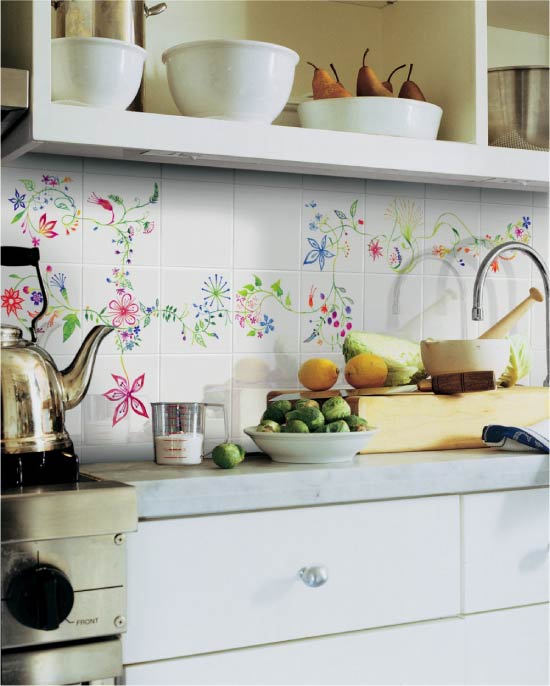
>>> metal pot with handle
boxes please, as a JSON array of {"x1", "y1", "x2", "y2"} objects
[{"x1": 52, "y1": 0, "x2": 167, "y2": 46}]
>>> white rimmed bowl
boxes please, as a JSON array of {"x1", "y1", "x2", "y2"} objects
[
  {"x1": 52, "y1": 37, "x2": 147, "y2": 109},
  {"x1": 162, "y1": 39, "x2": 299, "y2": 123},
  {"x1": 298, "y1": 97, "x2": 443, "y2": 139},
  {"x1": 244, "y1": 426, "x2": 378, "y2": 464},
  {"x1": 420, "y1": 339, "x2": 510, "y2": 379}
]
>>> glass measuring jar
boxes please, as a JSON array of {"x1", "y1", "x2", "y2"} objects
[{"x1": 151, "y1": 402, "x2": 227, "y2": 465}]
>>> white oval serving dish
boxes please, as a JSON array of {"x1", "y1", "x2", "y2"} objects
[
  {"x1": 162, "y1": 39, "x2": 299, "y2": 124},
  {"x1": 52, "y1": 37, "x2": 146, "y2": 109},
  {"x1": 244, "y1": 426, "x2": 378, "y2": 464},
  {"x1": 298, "y1": 96, "x2": 443, "y2": 140}
]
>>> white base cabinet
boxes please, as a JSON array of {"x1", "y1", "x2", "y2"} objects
[
  {"x1": 124, "y1": 618, "x2": 465, "y2": 686},
  {"x1": 125, "y1": 605, "x2": 549, "y2": 686},
  {"x1": 123, "y1": 488, "x2": 549, "y2": 685}
]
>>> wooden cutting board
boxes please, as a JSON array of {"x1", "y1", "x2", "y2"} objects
[{"x1": 267, "y1": 386, "x2": 549, "y2": 453}]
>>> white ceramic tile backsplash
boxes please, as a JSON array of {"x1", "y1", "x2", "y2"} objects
[{"x1": 1, "y1": 155, "x2": 545, "y2": 462}]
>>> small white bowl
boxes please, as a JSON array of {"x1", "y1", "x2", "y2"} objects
[
  {"x1": 298, "y1": 97, "x2": 442, "y2": 140},
  {"x1": 162, "y1": 39, "x2": 299, "y2": 124},
  {"x1": 244, "y1": 426, "x2": 378, "y2": 464},
  {"x1": 52, "y1": 37, "x2": 146, "y2": 109},
  {"x1": 420, "y1": 339, "x2": 510, "y2": 379}
]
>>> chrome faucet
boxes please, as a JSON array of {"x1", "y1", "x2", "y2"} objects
[{"x1": 472, "y1": 241, "x2": 549, "y2": 387}]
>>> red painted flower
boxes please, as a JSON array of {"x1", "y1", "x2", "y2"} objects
[
  {"x1": 490, "y1": 258, "x2": 500, "y2": 273},
  {"x1": 103, "y1": 373, "x2": 149, "y2": 426},
  {"x1": 1, "y1": 288, "x2": 24, "y2": 316},
  {"x1": 37, "y1": 213, "x2": 58, "y2": 238},
  {"x1": 108, "y1": 292, "x2": 139, "y2": 328},
  {"x1": 368, "y1": 238, "x2": 383, "y2": 261},
  {"x1": 88, "y1": 193, "x2": 115, "y2": 224}
]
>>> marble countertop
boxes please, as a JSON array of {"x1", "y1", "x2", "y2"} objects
[{"x1": 85, "y1": 448, "x2": 549, "y2": 520}]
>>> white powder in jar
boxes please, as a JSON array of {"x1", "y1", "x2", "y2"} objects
[{"x1": 154, "y1": 432, "x2": 203, "y2": 465}]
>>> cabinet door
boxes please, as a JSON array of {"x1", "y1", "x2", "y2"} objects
[
  {"x1": 125, "y1": 617, "x2": 465, "y2": 686},
  {"x1": 465, "y1": 603, "x2": 549, "y2": 685},
  {"x1": 462, "y1": 488, "x2": 549, "y2": 612},
  {"x1": 124, "y1": 496, "x2": 459, "y2": 663}
]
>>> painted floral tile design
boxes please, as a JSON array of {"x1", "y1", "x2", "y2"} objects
[{"x1": 2, "y1": 169, "x2": 532, "y2": 430}]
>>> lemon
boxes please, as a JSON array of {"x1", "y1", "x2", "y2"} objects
[
  {"x1": 298, "y1": 358, "x2": 339, "y2": 391},
  {"x1": 344, "y1": 353, "x2": 388, "y2": 389}
]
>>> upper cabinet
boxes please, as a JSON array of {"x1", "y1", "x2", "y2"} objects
[{"x1": 1, "y1": 0, "x2": 548, "y2": 190}]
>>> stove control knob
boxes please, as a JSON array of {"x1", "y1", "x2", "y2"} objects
[{"x1": 6, "y1": 564, "x2": 74, "y2": 631}]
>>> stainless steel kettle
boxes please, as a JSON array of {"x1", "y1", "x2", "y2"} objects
[{"x1": 1, "y1": 247, "x2": 113, "y2": 455}]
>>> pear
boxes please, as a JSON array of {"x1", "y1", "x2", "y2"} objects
[
  {"x1": 398, "y1": 64, "x2": 426, "y2": 101},
  {"x1": 381, "y1": 63, "x2": 406, "y2": 93},
  {"x1": 356, "y1": 48, "x2": 393, "y2": 97},
  {"x1": 308, "y1": 62, "x2": 352, "y2": 99}
]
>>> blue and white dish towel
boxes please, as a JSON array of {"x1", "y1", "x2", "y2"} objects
[{"x1": 482, "y1": 420, "x2": 549, "y2": 453}]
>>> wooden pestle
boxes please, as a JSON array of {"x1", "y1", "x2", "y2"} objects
[{"x1": 479, "y1": 287, "x2": 543, "y2": 339}]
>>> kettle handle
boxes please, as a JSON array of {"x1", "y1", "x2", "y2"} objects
[{"x1": 1, "y1": 246, "x2": 47, "y2": 342}]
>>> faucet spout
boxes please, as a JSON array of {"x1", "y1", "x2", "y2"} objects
[{"x1": 472, "y1": 241, "x2": 550, "y2": 387}]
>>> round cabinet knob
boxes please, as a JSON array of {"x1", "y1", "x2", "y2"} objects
[
  {"x1": 6, "y1": 564, "x2": 74, "y2": 631},
  {"x1": 299, "y1": 565, "x2": 328, "y2": 588}
]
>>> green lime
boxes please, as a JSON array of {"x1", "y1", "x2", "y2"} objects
[{"x1": 212, "y1": 442, "x2": 246, "y2": 469}]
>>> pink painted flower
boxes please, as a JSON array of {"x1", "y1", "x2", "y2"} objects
[
  {"x1": 368, "y1": 239, "x2": 383, "y2": 261},
  {"x1": 108, "y1": 292, "x2": 139, "y2": 327},
  {"x1": 31, "y1": 236, "x2": 40, "y2": 247},
  {"x1": 103, "y1": 373, "x2": 149, "y2": 426},
  {"x1": 37, "y1": 213, "x2": 58, "y2": 238},
  {"x1": 1, "y1": 288, "x2": 24, "y2": 316},
  {"x1": 42, "y1": 174, "x2": 59, "y2": 187}
]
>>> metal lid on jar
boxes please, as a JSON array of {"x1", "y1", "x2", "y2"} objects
[{"x1": 1, "y1": 325, "x2": 24, "y2": 346}]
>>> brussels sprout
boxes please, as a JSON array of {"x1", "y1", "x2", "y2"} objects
[
  {"x1": 257, "y1": 419, "x2": 281, "y2": 433},
  {"x1": 212, "y1": 443, "x2": 246, "y2": 469},
  {"x1": 321, "y1": 396, "x2": 351, "y2": 422},
  {"x1": 294, "y1": 398, "x2": 320, "y2": 411},
  {"x1": 282, "y1": 419, "x2": 310, "y2": 433},
  {"x1": 262, "y1": 399, "x2": 292, "y2": 424},
  {"x1": 285, "y1": 407, "x2": 325, "y2": 432},
  {"x1": 323, "y1": 420, "x2": 350, "y2": 433},
  {"x1": 344, "y1": 415, "x2": 369, "y2": 431}
]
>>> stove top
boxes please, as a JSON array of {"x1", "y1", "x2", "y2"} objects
[{"x1": 1, "y1": 472, "x2": 137, "y2": 543}]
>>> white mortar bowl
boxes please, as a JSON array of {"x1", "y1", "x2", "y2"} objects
[
  {"x1": 298, "y1": 97, "x2": 442, "y2": 139},
  {"x1": 420, "y1": 339, "x2": 510, "y2": 379},
  {"x1": 162, "y1": 39, "x2": 299, "y2": 123},
  {"x1": 52, "y1": 37, "x2": 146, "y2": 109}
]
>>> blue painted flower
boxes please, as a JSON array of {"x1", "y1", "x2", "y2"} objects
[
  {"x1": 9, "y1": 189, "x2": 26, "y2": 211},
  {"x1": 261, "y1": 314, "x2": 274, "y2": 334},
  {"x1": 522, "y1": 216, "x2": 531, "y2": 229},
  {"x1": 305, "y1": 201, "x2": 317, "y2": 208},
  {"x1": 303, "y1": 235, "x2": 335, "y2": 271},
  {"x1": 30, "y1": 291, "x2": 43, "y2": 306},
  {"x1": 50, "y1": 273, "x2": 66, "y2": 292},
  {"x1": 308, "y1": 221, "x2": 318, "y2": 231}
]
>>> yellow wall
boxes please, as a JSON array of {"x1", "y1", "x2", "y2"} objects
[{"x1": 488, "y1": 26, "x2": 549, "y2": 68}]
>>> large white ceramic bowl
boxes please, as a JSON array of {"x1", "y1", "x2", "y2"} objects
[
  {"x1": 420, "y1": 339, "x2": 510, "y2": 379},
  {"x1": 298, "y1": 96, "x2": 443, "y2": 139},
  {"x1": 244, "y1": 426, "x2": 378, "y2": 464},
  {"x1": 162, "y1": 39, "x2": 299, "y2": 123},
  {"x1": 52, "y1": 37, "x2": 146, "y2": 109}
]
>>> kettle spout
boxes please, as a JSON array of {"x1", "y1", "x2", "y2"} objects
[{"x1": 60, "y1": 326, "x2": 114, "y2": 410}]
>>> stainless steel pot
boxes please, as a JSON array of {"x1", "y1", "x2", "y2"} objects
[
  {"x1": 51, "y1": 0, "x2": 167, "y2": 47},
  {"x1": 488, "y1": 66, "x2": 549, "y2": 151}
]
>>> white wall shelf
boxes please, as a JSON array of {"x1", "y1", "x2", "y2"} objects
[
  {"x1": 0, "y1": 0, "x2": 548, "y2": 191},
  {"x1": 3, "y1": 103, "x2": 548, "y2": 191}
]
